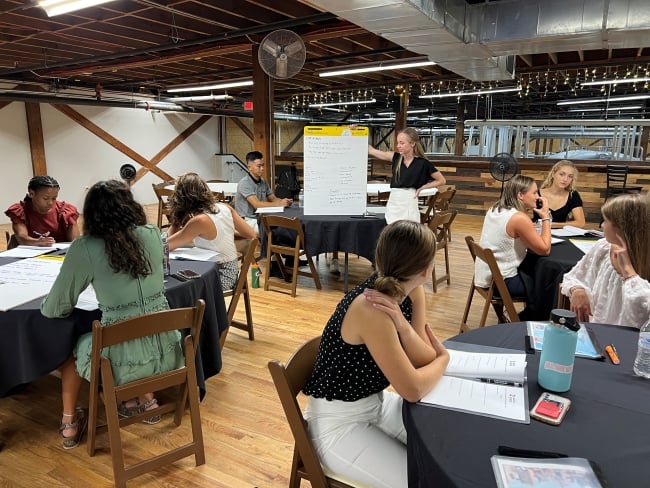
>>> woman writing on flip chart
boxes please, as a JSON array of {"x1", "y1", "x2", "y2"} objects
[{"x1": 367, "y1": 127, "x2": 446, "y2": 224}]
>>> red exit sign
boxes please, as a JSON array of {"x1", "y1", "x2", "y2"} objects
[{"x1": 243, "y1": 100, "x2": 254, "y2": 110}]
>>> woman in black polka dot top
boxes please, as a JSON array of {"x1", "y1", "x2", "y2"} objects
[{"x1": 302, "y1": 220, "x2": 449, "y2": 487}]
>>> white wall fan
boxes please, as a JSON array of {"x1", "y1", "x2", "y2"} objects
[{"x1": 258, "y1": 29, "x2": 306, "y2": 79}]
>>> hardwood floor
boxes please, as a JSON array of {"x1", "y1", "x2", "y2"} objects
[{"x1": 0, "y1": 212, "x2": 505, "y2": 487}]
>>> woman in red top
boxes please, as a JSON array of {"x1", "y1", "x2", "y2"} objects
[{"x1": 5, "y1": 175, "x2": 80, "y2": 246}]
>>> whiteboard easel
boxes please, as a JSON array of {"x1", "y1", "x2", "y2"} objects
[{"x1": 303, "y1": 126, "x2": 368, "y2": 215}]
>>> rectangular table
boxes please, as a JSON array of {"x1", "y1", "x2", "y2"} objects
[{"x1": 0, "y1": 258, "x2": 227, "y2": 399}]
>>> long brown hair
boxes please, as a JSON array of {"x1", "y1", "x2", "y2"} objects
[
  {"x1": 169, "y1": 173, "x2": 217, "y2": 227},
  {"x1": 601, "y1": 193, "x2": 650, "y2": 280},
  {"x1": 83, "y1": 180, "x2": 150, "y2": 278}
]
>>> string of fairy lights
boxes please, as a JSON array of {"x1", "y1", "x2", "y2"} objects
[{"x1": 281, "y1": 64, "x2": 650, "y2": 114}]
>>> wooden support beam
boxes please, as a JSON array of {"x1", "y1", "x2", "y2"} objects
[
  {"x1": 454, "y1": 102, "x2": 464, "y2": 156},
  {"x1": 252, "y1": 44, "x2": 273, "y2": 181},
  {"x1": 25, "y1": 103, "x2": 47, "y2": 176},
  {"x1": 231, "y1": 117, "x2": 254, "y2": 141},
  {"x1": 282, "y1": 125, "x2": 307, "y2": 153},
  {"x1": 53, "y1": 104, "x2": 173, "y2": 181},
  {"x1": 640, "y1": 126, "x2": 649, "y2": 160},
  {"x1": 134, "y1": 115, "x2": 212, "y2": 181},
  {"x1": 519, "y1": 54, "x2": 533, "y2": 68},
  {"x1": 0, "y1": 101, "x2": 13, "y2": 111}
]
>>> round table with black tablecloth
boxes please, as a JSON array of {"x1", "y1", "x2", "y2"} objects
[{"x1": 404, "y1": 322, "x2": 649, "y2": 488}]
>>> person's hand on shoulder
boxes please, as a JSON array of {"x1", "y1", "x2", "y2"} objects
[{"x1": 363, "y1": 288, "x2": 411, "y2": 335}]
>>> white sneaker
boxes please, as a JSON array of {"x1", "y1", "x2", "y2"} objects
[{"x1": 329, "y1": 258, "x2": 340, "y2": 273}]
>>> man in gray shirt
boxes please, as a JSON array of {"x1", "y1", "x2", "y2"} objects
[{"x1": 234, "y1": 151, "x2": 292, "y2": 235}]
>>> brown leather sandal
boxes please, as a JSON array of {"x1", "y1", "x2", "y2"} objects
[{"x1": 59, "y1": 408, "x2": 87, "y2": 450}]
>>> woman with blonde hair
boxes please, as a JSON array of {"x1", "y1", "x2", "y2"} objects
[
  {"x1": 475, "y1": 174, "x2": 552, "y2": 305},
  {"x1": 167, "y1": 173, "x2": 257, "y2": 290},
  {"x1": 368, "y1": 127, "x2": 446, "y2": 224},
  {"x1": 303, "y1": 220, "x2": 449, "y2": 487},
  {"x1": 561, "y1": 192, "x2": 650, "y2": 326},
  {"x1": 534, "y1": 160, "x2": 585, "y2": 228}
]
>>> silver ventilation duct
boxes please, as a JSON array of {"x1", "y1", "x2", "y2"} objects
[{"x1": 306, "y1": 0, "x2": 650, "y2": 82}]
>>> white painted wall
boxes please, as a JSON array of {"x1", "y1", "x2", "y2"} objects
[{"x1": 0, "y1": 103, "x2": 222, "y2": 224}]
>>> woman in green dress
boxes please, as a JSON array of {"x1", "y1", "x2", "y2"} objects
[{"x1": 41, "y1": 180, "x2": 184, "y2": 449}]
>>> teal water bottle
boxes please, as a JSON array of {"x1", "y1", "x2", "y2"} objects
[{"x1": 538, "y1": 309, "x2": 579, "y2": 392}]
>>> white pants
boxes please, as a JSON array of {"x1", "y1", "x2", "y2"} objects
[
  {"x1": 304, "y1": 392, "x2": 407, "y2": 488},
  {"x1": 386, "y1": 188, "x2": 420, "y2": 224}
]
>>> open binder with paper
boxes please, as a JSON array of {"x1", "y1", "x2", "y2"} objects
[{"x1": 419, "y1": 342, "x2": 530, "y2": 423}]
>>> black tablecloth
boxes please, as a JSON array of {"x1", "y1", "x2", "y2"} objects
[
  {"x1": 518, "y1": 238, "x2": 593, "y2": 320},
  {"x1": 258, "y1": 205, "x2": 387, "y2": 262},
  {"x1": 404, "y1": 322, "x2": 650, "y2": 487},
  {"x1": 0, "y1": 258, "x2": 227, "y2": 399}
]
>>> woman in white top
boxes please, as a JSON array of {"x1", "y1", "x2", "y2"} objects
[
  {"x1": 560, "y1": 192, "x2": 650, "y2": 326},
  {"x1": 475, "y1": 174, "x2": 552, "y2": 302},
  {"x1": 167, "y1": 173, "x2": 257, "y2": 290}
]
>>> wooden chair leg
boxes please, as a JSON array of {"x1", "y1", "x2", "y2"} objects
[
  {"x1": 431, "y1": 262, "x2": 438, "y2": 293},
  {"x1": 460, "y1": 284, "x2": 476, "y2": 333}
]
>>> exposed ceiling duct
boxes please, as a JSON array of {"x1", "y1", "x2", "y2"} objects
[{"x1": 306, "y1": 0, "x2": 650, "y2": 82}]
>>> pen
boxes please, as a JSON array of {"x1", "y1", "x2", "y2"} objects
[
  {"x1": 605, "y1": 344, "x2": 620, "y2": 365},
  {"x1": 479, "y1": 378, "x2": 523, "y2": 387},
  {"x1": 33, "y1": 230, "x2": 50, "y2": 238}
]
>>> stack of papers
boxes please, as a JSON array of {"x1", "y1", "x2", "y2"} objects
[
  {"x1": 0, "y1": 243, "x2": 71, "y2": 258},
  {"x1": 420, "y1": 349, "x2": 529, "y2": 423},
  {"x1": 551, "y1": 225, "x2": 603, "y2": 238},
  {"x1": 255, "y1": 207, "x2": 285, "y2": 214},
  {"x1": 170, "y1": 247, "x2": 220, "y2": 261}
]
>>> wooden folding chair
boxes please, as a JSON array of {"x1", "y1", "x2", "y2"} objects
[
  {"x1": 268, "y1": 337, "x2": 355, "y2": 488},
  {"x1": 5, "y1": 231, "x2": 18, "y2": 250},
  {"x1": 420, "y1": 185, "x2": 456, "y2": 225},
  {"x1": 427, "y1": 210, "x2": 457, "y2": 293},
  {"x1": 152, "y1": 182, "x2": 174, "y2": 229},
  {"x1": 460, "y1": 236, "x2": 526, "y2": 333},
  {"x1": 261, "y1": 215, "x2": 321, "y2": 297},
  {"x1": 220, "y1": 238, "x2": 258, "y2": 349},
  {"x1": 86, "y1": 299, "x2": 206, "y2": 488}
]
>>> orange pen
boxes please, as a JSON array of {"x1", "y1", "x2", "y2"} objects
[{"x1": 605, "y1": 344, "x2": 620, "y2": 365}]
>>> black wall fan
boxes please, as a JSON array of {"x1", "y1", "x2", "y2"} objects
[{"x1": 488, "y1": 153, "x2": 519, "y2": 196}]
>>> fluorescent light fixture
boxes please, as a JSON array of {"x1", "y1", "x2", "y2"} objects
[
  {"x1": 568, "y1": 105, "x2": 642, "y2": 112},
  {"x1": 557, "y1": 94, "x2": 650, "y2": 105},
  {"x1": 377, "y1": 109, "x2": 429, "y2": 115},
  {"x1": 274, "y1": 113, "x2": 312, "y2": 121},
  {"x1": 167, "y1": 94, "x2": 232, "y2": 102},
  {"x1": 38, "y1": 0, "x2": 114, "y2": 16},
  {"x1": 580, "y1": 77, "x2": 650, "y2": 86},
  {"x1": 167, "y1": 80, "x2": 253, "y2": 93},
  {"x1": 318, "y1": 59, "x2": 436, "y2": 77},
  {"x1": 309, "y1": 98, "x2": 376, "y2": 108},
  {"x1": 420, "y1": 87, "x2": 521, "y2": 99}
]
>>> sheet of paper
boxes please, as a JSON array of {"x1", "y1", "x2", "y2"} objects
[
  {"x1": 75, "y1": 285, "x2": 98, "y2": 311},
  {"x1": 255, "y1": 207, "x2": 285, "y2": 214},
  {"x1": 551, "y1": 225, "x2": 586, "y2": 237},
  {"x1": 367, "y1": 206, "x2": 387, "y2": 214},
  {"x1": 445, "y1": 349, "x2": 527, "y2": 383},
  {"x1": 0, "y1": 257, "x2": 63, "y2": 285},
  {"x1": 0, "y1": 282, "x2": 53, "y2": 311},
  {"x1": 551, "y1": 237, "x2": 564, "y2": 245},
  {"x1": 169, "y1": 247, "x2": 220, "y2": 261},
  {"x1": 569, "y1": 239, "x2": 597, "y2": 254},
  {"x1": 420, "y1": 376, "x2": 528, "y2": 422}
]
